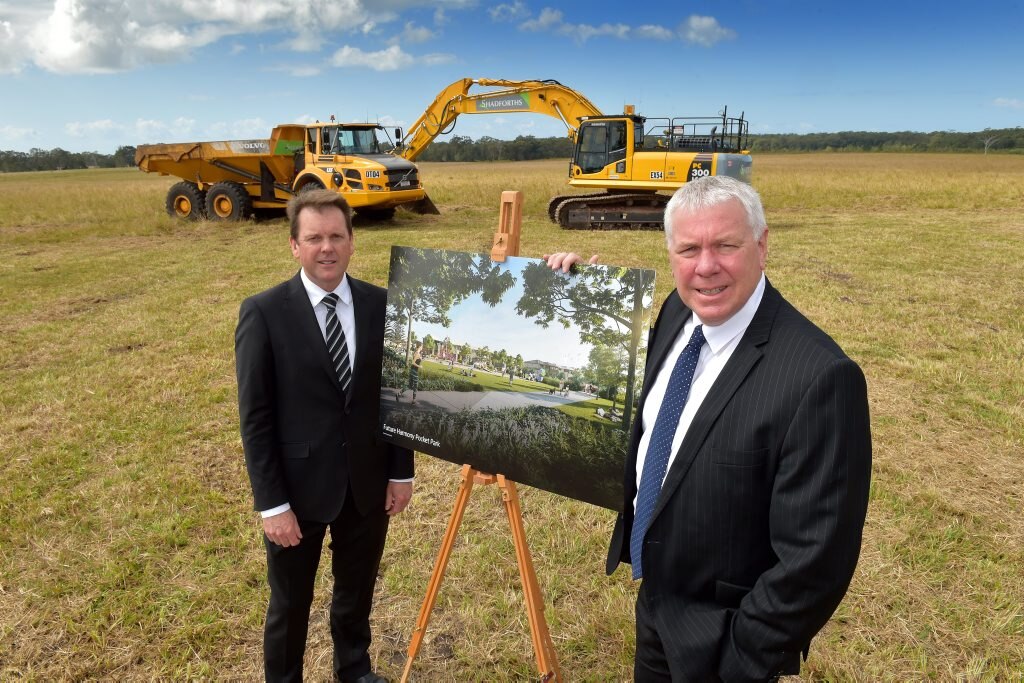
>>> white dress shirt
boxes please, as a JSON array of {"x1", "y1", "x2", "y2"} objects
[{"x1": 633, "y1": 274, "x2": 766, "y2": 511}]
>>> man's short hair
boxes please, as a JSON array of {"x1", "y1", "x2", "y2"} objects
[
  {"x1": 663, "y1": 176, "x2": 767, "y2": 244},
  {"x1": 286, "y1": 189, "x2": 354, "y2": 239}
]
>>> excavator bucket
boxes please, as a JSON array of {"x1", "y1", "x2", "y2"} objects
[{"x1": 406, "y1": 194, "x2": 441, "y2": 215}]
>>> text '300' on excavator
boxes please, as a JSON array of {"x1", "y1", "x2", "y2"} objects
[{"x1": 395, "y1": 78, "x2": 751, "y2": 230}]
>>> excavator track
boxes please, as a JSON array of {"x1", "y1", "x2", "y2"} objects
[
  {"x1": 551, "y1": 192, "x2": 668, "y2": 230},
  {"x1": 546, "y1": 192, "x2": 609, "y2": 222}
]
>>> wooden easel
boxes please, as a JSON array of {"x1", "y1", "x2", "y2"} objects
[{"x1": 400, "y1": 191, "x2": 561, "y2": 682}]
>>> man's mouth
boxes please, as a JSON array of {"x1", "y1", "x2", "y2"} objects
[
  {"x1": 318, "y1": 259, "x2": 337, "y2": 265},
  {"x1": 698, "y1": 286, "x2": 725, "y2": 295}
]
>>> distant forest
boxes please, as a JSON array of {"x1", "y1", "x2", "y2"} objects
[{"x1": 1, "y1": 128, "x2": 1021, "y2": 172}]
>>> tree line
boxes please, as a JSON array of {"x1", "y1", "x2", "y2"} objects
[
  {"x1": 0, "y1": 146, "x2": 137, "y2": 172},
  {"x1": 748, "y1": 127, "x2": 1024, "y2": 153},
  {"x1": 3, "y1": 126, "x2": 1021, "y2": 173}
]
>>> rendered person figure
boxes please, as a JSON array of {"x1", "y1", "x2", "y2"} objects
[{"x1": 402, "y1": 344, "x2": 423, "y2": 403}]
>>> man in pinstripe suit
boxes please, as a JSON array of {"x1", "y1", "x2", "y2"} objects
[{"x1": 555, "y1": 175, "x2": 871, "y2": 681}]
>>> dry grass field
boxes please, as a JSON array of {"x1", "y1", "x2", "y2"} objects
[{"x1": 1, "y1": 153, "x2": 1022, "y2": 680}]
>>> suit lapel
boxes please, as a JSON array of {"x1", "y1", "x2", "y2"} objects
[
  {"x1": 284, "y1": 272, "x2": 348, "y2": 399},
  {"x1": 651, "y1": 282, "x2": 782, "y2": 522}
]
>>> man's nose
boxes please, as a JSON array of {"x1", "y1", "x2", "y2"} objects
[{"x1": 694, "y1": 250, "x2": 719, "y2": 275}]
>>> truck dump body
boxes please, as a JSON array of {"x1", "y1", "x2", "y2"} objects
[{"x1": 136, "y1": 138, "x2": 303, "y2": 196}]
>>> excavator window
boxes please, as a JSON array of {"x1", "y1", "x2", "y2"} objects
[{"x1": 575, "y1": 120, "x2": 626, "y2": 173}]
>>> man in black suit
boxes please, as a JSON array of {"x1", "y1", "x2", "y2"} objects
[
  {"x1": 236, "y1": 190, "x2": 413, "y2": 683},
  {"x1": 549, "y1": 175, "x2": 871, "y2": 681}
]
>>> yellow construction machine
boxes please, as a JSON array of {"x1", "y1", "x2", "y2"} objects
[
  {"x1": 136, "y1": 120, "x2": 438, "y2": 221},
  {"x1": 398, "y1": 78, "x2": 751, "y2": 229}
]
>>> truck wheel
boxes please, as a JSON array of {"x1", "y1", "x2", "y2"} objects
[
  {"x1": 297, "y1": 179, "x2": 326, "y2": 193},
  {"x1": 166, "y1": 182, "x2": 206, "y2": 220},
  {"x1": 357, "y1": 207, "x2": 396, "y2": 221},
  {"x1": 205, "y1": 181, "x2": 253, "y2": 221}
]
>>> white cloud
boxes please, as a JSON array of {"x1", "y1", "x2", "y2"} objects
[
  {"x1": 521, "y1": 8, "x2": 563, "y2": 31},
  {"x1": 331, "y1": 44, "x2": 453, "y2": 70},
  {"x1": 65, "y1": 119, "x2": 119, "y2": 137},
  {"x1": 389, "y1": 21, "x2": 437, "y2": 46},
  {"x1": 331, "y1": 44, "x2": 414, "y2": 70},
  {"x1": 516, "y1": 8, "x2": 675, "y2": 44},
  {"x1": 434, "y1": 8, "x2": 449, "y2": 26},
  {"x1": 0, "y1": 124, "x2": 39, "y2": 145},
  {"x1": 634, "y1": 24, "x2": 674, "y2": 41},
  {"x1": 3, "y1": 0, "x2": 471, "y2": 74},
  {"x1": 680, "y1": 15, "x2": 736, "y2": 47},
  {"x1": 490, "y1": 1, "x2": 529, "y2": 22},
  {"x1": 0, "y1": 20, "x2": 24, "y2": 74},
  {"x1": 267, "y1": 64, "x2": 322, "y2": 77},
  {"x1": 562, "y1": 22, "x2": 630, "y2": 42},
  {"x1": 993, "y1": 97, "x2": 1024, "y2": 109}
]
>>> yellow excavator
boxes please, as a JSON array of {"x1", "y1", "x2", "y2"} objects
[{"x1": 397, "y1": 78, "x2": 751, "y2": 229}]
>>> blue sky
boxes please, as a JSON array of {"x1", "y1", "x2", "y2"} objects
[
  {"x1": 407, "y1": 255, "x2": 594, "y2": 368},
  {"x1": 1, "y1": 1, "x2": 1021, "y2": 154}
]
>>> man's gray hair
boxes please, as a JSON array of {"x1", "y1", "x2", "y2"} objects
[{"x1": 663, "y1": 176, "x2": 767, "y2": 245}]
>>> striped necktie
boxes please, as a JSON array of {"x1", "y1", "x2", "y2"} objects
[
  {"x1": 321, "y1": 293, "x2": 353, "y2": 399},
  {"x1": 630, "y1": 324, "x2": 705, "y2": 580}
]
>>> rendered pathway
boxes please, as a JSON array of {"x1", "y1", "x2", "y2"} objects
[{"x1": 382, "y1": 386, "x2": 592, "y2": 413}]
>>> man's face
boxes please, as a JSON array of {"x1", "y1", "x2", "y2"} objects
[
  {"x1": 289, "y1": 206, "x2": 354, "y2": 292},
  {"x1": 668, "y1": 199, "x2": 767, "y2": 327}
]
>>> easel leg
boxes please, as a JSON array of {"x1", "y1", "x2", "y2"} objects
[
  {"x1": 498, "y1": 475, "x2": 563, "y2": 682},
  {"x1": 401, "y1": 464, "x2": 476, "y2": 683}
]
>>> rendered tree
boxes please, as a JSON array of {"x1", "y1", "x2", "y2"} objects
[
  {"x1": 387, "y1": 247, "x2": 514, "y2": 364},
  {"x1": 515, "y1": 263, "x2": 654, "y2": 432},
  {"x1": 587, "y1": 344, "x2": 628, "y2": 413}
]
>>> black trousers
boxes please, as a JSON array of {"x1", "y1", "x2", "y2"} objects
[
  {"x1": 634, "y1": 581, "x2": 674, "y2": 682},
  {"x1": 263, "y1": 489, "x2": 390, "y2": 683}
]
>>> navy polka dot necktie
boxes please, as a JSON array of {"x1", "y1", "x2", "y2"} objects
[{"x1": 630, "y1": 324, "x2": 705, "y2": 580}]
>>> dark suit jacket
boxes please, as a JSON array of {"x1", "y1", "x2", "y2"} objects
[
  {"x1": 607, "y1": 280, "x2": 871, "y2": 681},
  {"x1": 236, "y1": 272, "x2": 413, "y2": 523}
]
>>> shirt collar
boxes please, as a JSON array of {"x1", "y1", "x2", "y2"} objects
[
  {"x1": 691, "y1": 273, "x2": 766, "y2": 353},
  {"x1": 298, "y1": 269, "x2": 352, "y2": 308}
]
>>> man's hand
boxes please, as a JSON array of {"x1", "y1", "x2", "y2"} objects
[
  {"x1": 385, "y1": 481, "x2": 413, "y2": 516},
  {"x1": 543, "y1": 252, "x2": 599, "y2": 273},
  {"x1": 263, "y1": 509, "x2": 303, "y2": 547}
]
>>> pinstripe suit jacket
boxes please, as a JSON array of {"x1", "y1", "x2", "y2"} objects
[{"x1": 607, "y1": 280, "x2": 871, "y2": 681}]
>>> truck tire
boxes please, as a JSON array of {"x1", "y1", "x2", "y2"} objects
[
  {"x1": 205, "y1": 181, "x2": 253, "y2": 221},
  {"x1": 356, "y1": 207, "x2": 396, "y2": 221},
  {"x1": 297, "y1": 178, "x2": 326, "y2": 193},
  {"x1": 166, "y1": 181, "x2": 206, "y2": 220}
]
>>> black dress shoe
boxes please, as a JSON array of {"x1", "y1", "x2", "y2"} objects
[{"x1": 343, "y1": 673, "x2": 388, "y2": 683}]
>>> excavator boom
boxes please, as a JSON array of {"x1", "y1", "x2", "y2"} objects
[{"x1": 399, "y1": 78, "x2": 603, "y2": 161}]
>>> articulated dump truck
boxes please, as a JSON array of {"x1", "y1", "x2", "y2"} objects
[{"x1": 135, "y1": 122, "x2": 438, "y2": 221}]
